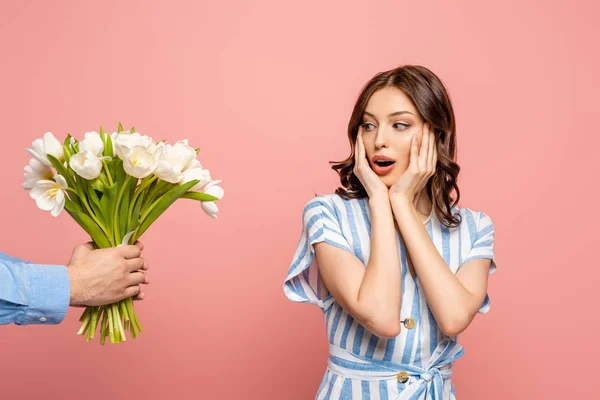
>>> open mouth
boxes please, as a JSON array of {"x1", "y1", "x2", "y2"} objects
[
  {"x1": 373, "y1": 160, "x2": 395, "y2": 167},
  {"x1": 371, "y1": 158, "x2": 396, "y2": 175}
]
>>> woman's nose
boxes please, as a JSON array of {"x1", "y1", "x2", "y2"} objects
[{"x1": 374, "y1": 128, "x2": 388, "y2": 149}]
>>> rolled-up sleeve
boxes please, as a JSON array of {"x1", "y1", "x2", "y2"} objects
[{"x1": 0, "y1": 252, "x2": 70, "y2": 325}]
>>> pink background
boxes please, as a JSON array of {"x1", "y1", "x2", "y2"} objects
[{"x1": 1, "y1": 1, "x2": 598, "y2": 399}]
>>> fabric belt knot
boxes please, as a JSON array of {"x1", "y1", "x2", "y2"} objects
[{"x1": 327, "y1": 339, "x2": 464, "y2": 400}]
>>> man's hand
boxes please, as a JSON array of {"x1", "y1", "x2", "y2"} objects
[{"x1": 66, "y1": 241, "x2": 149, "y2": 307}]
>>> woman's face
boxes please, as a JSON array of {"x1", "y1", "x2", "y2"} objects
[{"x1": 361, "y1": 86, "x2": 425, "y2": 188}]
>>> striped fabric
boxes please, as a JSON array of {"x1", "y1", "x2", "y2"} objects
[{"x1": 283, "y1": 194, "x2": 496, "y2": 399}]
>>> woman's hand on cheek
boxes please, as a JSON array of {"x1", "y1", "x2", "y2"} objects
[
  {"x1": 354, "y1": 126, "x2": 388, "y2": 200},
  {"x1": 388, "y1": 123, "x2": 437, "y2": 203}
]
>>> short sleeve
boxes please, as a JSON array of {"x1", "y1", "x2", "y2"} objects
[
  {"x1": 463, "y1": 212, "x2": 497, "y2": 314},
  {"x1": 283, "y1": 197, "x2": 352, "y2": 311}
]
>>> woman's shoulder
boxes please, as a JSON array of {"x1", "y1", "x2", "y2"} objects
[
  {"x1": 302, "y1": 193, "x2": 365, "y2": 222},
  {"x1": 303, "y1": 192, "x2": 363, "y2": 208},
  {"x1": 453, "y1": 205, "x2": 494, "y2": 228}
]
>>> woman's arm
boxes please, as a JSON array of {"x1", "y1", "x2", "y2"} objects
[
  {"x1": 314, "y1": 129, "x2": 403, "y2": 339},
  {"x1": 315, "y1": 193, "x2": 402, "y2": 338},
  {"x1": 391, "y1": 196, "x2": 491, "y2": 336}
]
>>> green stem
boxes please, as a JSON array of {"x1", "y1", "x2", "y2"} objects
[
  {"x1": 128, "y1": 175, "x2": 157, "y2": 224},
  {"x1": 76, "y1": 187, "x2": 113, "y2": 245},
  {"x1": 113, "y1": 175, "x2": 131, "y2": 245},
  {"x1": 103, "y1": 160, "x2": 114, "y2": 186},
  {"x1": 65, "y1": 187, "x2": 79, "y2": 196},
  {"x1": 107, "y1": 306, "x2": 115, "y2": 344}
]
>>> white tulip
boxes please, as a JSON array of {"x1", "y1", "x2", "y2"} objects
[
  {"x1": 22, "y1": 158, "x2": 54, "y2": 190},
  {"x1": 113, "y1": 132, "x2": 156, "y2": 160},
  {"x1": 203, "y1": 180, "x2": 224, "y2": 200},
  {"x1": 122, "y1": 146, "x2": 158, "y2": 179},
  {"x1": 30, "y1": 174, "x2": 68, "y2": 217},
  {"x1": 79, "y1": 131, "x2": 104, "y2": 156},
  {"x1": 201, "y1": 201, "x2": 219, "y2": 219},
  {"x1": 154, "y1": 140, "x2": 197, "y2": 183},
  {"x1": 70, "y1": 150, "x2": 109, "y2": 180},
  {"x1": 181, "y1": 167, "x2": 214, "y2": 191},
  {"x1": 26, "y1": 132, "x2": 64, "y2": 167},
  {"x1": 186, "y1": 158, "x2": 202, "y2": 171},
  {"x1": 200, "y1": 181, "x2": 223, "y2": 219}
]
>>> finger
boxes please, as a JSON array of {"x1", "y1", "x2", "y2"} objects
[
  {"x1": 127, "y1": 271, "x2": 146, "y2": 286},
  {"x1": 71, "y1": 242, "x2": 95, "y2": 260},
  {"x1": 419, "y1": 123, "x2": 429, "y2": 169},
  {"x1": 124, "y1": 284, "x2": 142, "y2": 299},
  {"x1": 427, "y1": 129, "x2": 435, "y2": 173},
  {"x1": 125, "y1": 257, "x2": 145, "y2": 272},
  {"x1": 134, "y1": 241, "x2": 144, "y2": 251},
  {"x1": 118, "y1": 245, "x2": 142, "y2": 260},
  {"x1": 354, "y1": 127, "x2": 362, "y2": 167},
  {"x1": 358, "y1": 131, "x2": 367, "y2": 164},
  {"x1": 133, "y1": 290, "x2": 145, "y2": 301},
  {"x1": 81, "y1": 242, "x2": 95, "y2": 251},
  {"x1": 409, "y1": 134, "x2": 419, "y2": 169},
  {"x1": 140, "y1": 257, "x2": 149, "y2": 271}
]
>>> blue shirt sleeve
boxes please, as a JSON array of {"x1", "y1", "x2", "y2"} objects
[{"x1": 0, "y1": 251, "x2": 70, "y2": 325}]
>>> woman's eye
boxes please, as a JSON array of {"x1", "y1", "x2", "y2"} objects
[
  {"x1": 362, "y1": 122, "x2": 376, "y2": 131},
  {"x1": 393, "y1": 122, "x2": 410, "y2": 130}
]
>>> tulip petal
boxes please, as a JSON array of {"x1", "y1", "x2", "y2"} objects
[
  {"x1": 43, "y1": 132, "x2": 64, "y2": 160},
  {"x1": 204, "y1": 184, "x2": 224, "y2": 200},
  {"x1": 51, "y1": 191, "x2": 65, "y2": 217},
  {"x1": 26, "y1": 148, "x2": 51, "y2": 167},
  {"x1": 30, "y1": 181, "x2": 54, "y2": 199},
  {"x1": 36, "y1": 192, "x2": 56, "y2": 211},
  {"x1": 201, "y1": 201, "x2": 219, "y2": 218},
  {"x1": 55, "y1": 174, "x2": 68, "y2": 189}
]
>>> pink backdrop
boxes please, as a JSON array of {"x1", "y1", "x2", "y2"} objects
[{"x1": 1, "y1": 1, "x2": 598, "y2": 399}]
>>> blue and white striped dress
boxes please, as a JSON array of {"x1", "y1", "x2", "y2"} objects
[{"x1": 283, "y1": 194, "x2": 496, "y2": 399}]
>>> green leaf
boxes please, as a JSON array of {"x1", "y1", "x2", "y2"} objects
[
  {"x1": 195, "y1": 147, "x2": 200, "y2": 154},
  {"x1": 62, "y1": 144, "x2": 72, "y2": 165},
  {"x1": 181, "y1": 192, "x2": 220, "y2": 202},
  {"x1": 114, "y1": 159, "x2": 126, "y2": 184},
  {"x1": 47, "y1": 154, "x2": 76, "y2": 188},
  {"x1": 64, "y1": 134, "x2": 73, "y2": 147},
  {"x1": 118, "y1": 122, "x2": 124, "y2": 133},
  {"x1": 133, "y1": 180, "x2": 199, "y2": 241},
  {"x1": 65, "y1": 209, "x2": 112, "y2": 248},
  {"x1": 119, "y1": 178, "x2": 134, "y2": 238},
  {"x1": 91, "y1": 179, "x2": 105, "y2": 193},
  {"x1": 64, "y1": 197, "x2": 83, "y2": 213},
  {"x1": 128, "y1": 189, "x2": 146, "y2": 233},
  {"x1": 100, "y1": 182, "x2": 117, "y2": 228},
  {"x1": 130, "y1": 126, "x2": 135, "y2": 133},
  {"x1": 100, "y1": 126, "x2": 104, "y2": 135},
  {"x1": 102, "y1": 130, "x2": 114, "y2": 158},
  {"x1": 85, "y1": 182, "x2": 105, "y2": 223}
]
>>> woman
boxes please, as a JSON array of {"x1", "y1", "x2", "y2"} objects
[{"x1": 283, "y1": 65, "x2": 497, "y2": 399}]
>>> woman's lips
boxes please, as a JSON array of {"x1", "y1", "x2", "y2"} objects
[
  {"x1": 372, "y1": 162, "x2": 395, "y2": 175},
  {"x1": 371, "y1": 155, "x2": 396, "y2": 175}
]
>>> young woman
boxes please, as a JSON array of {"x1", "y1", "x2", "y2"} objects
[{"x1": 283, "y1": 65, "x2": 497, "y2": 399}]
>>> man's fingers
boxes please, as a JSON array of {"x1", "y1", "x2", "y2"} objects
[
  {"x1": 134, "y1": 241, "x2": 144, "y2": 251},
  {"x1": 140, "y1": 257, "x2": 149, "y2": 271},
  {"x1": 127, "y1": 271, "x2": 146, "y2": 286},
  {"x1": 118, "y1": 245, "x2": 142, "y2": 259},
  {"x1": 124, "y1": 284, "x2": 142, "y2": 299},
  {"x1": 133, "y1": 289, "x2": 145, "y2": 301},
  {"x1": 126, "y1": 258, "x2": 145, "y2": 273}
]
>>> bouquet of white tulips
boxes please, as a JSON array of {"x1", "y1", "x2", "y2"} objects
[{"x1": 22, "y1": 123, "x2": 224, "y2": 344}]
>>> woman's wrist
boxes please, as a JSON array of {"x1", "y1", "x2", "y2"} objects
[{"x1": 389, "y1": 193, "x2": 414, "y2": 209}]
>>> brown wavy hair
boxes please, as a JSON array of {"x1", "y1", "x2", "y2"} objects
[{"x1": 331, "y1": 65, "x2": 462, "y2": 228}]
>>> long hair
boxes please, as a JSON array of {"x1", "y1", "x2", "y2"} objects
[{"x1": 330, "y1": 65, "x2": 462, "y2": 228}]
